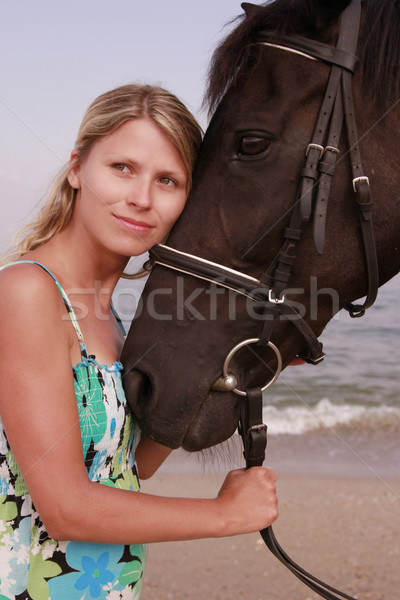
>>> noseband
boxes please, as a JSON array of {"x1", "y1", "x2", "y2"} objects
[{"x1": 146, "y1": 2, "x2": 376, "y2": 598}]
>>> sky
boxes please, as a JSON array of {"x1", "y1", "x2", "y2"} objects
[{"x1": 0, "y1": 0, "x2": 247, "y2": 252}]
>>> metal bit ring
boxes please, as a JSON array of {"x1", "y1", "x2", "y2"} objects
[{"x1": 222, "y1": 338, "x2": 282, "y2": 397}]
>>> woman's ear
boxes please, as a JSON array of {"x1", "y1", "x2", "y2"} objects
[{"x1": 67, "y1": 149, "x2": 81, "y2": 189}]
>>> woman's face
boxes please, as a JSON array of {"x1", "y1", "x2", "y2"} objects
[{"x1": 68, "y1": 118, "x2": 188, "y2": 258}]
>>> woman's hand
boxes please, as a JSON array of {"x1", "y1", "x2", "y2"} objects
[{"x1": 214, "y1": 467, "x2": 278, "y2": 537}]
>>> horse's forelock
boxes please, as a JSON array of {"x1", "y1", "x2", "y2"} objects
[
  {"x1": 204, "y1": 0, "x2": 349, "y2": 113},
  {"x1": 205, "y1": 0, "x2": 400, "y2": 114}
]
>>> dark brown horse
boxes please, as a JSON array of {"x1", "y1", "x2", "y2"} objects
[{"x1": 122, "y1": 0, "x2": 400, "y2": 453}]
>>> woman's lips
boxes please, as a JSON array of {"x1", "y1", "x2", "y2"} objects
[{"x1": 114, "y1": 214, "x2": 154, "y2": 233}]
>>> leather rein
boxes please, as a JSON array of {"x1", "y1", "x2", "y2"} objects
[{"x1": 146, "y1": 1, "x2": 378, "y2": 598}]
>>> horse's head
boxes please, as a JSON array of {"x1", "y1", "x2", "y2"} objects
[{"x1": 122, "y1": 0, "x2": 400, "y2": 451}]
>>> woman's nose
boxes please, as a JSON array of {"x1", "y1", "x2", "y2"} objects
[{"x1": 127, "y1": 180, "x2": 152, "y2": 209}]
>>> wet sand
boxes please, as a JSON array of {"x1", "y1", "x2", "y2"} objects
[{"x1": 139, "y1": 435, "x2": 400, "y2": 600}]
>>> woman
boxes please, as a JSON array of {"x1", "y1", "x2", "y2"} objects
[{"x1": 0, "y1": 84, "x2": 278, "y2": 599}]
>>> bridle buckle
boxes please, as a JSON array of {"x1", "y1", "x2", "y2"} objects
[
  {"x1": 246, "y1": 423, "x2": 267, "y2": 439},
  {"x1": 352, "y1": 175, "x2": 370, "y2": 191},
  {"x1": 305, "y1": 143, "x2": 324, "y2": 159},
  {"x1": 269, "y1": 289, "x2": 285, "y2": 304},
  {"x1": 324, "y1": 145, "x2": 340, "y2": 155}
]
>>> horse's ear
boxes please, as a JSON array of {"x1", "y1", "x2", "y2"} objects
[{"x1": 241, "y1": 2, "x2": 265, "y2": 18}]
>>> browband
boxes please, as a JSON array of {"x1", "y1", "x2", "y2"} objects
[{"x1": 254, "y1": 31, "x2": 359, "y2": 73}]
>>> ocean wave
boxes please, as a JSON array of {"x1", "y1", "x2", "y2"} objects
[{"x1": 263, "y1": 397, "x2": 400, "y2": 435}]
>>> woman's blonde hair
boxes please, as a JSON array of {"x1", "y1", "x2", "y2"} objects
[{"x1": 4, "y1": 84, "x2": 202, "y2": 270}]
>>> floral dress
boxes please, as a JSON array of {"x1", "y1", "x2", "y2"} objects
[{"x1": 0, "y1": 261, "x2": 147, "y2": 600}]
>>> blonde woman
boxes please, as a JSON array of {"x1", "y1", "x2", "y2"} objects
[{"x1": 0, "y1": 84, "x2": 278, "y2": 599}]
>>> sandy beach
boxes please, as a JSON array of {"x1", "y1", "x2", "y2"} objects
[{"x1": 139, "y1": 434, "x2": 400, "y2": 600}]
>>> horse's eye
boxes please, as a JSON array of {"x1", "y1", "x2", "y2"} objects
[{"x1": 238, "y1": 136, "x2": 270, "y2": 156}]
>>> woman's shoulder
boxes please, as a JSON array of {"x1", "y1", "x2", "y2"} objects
[
  {"x1": 0, "y1": 262, "x2": 77, "y2": 382},
  {"x1": 0, "y1": 261, "x2": 64, "y2": 318}
]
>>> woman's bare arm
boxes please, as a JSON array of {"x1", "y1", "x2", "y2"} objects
[
  {"x1": 0, "y1": 266, "x2": 278, "y2": 545},
  {"x1": 134, "y1": 434, "x2": 172, "y2": 479}
]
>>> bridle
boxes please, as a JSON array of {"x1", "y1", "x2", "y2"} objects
[
  {"x1": 146, "y1": 1, "x2": 378, "y2": 598},
  {"x1": 148, "y1": 1, "x2": 379, "y2": 370}
]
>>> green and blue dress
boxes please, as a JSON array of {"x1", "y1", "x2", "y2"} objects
[{"x1": 0, "y1": 261, "x2": 147, "y2": 600}]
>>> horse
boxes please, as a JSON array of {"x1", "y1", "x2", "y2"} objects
[
  {"x1": 121, "y1": 0, "x2": 400, "y2": 455},
  {"x1": 121, "y1": 2, "x2": 399, "y2": 597}
]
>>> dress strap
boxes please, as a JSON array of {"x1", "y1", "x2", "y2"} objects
[
  {"x1": 0, "y1": 260, "x2": 89, "y2": 359},
  {"x1": 110, "y1": 303, "x2": 126, "y2": 336}
]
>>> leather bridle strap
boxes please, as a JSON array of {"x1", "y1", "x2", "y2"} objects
[
  {"x1": 341, "y1": 69, "x2": 379, "y2": 317},
  {"x1": 313, "y1": 86, "x2": 343, "y2": 254},
  {"x1": 254, "y1": 32, "x2": 358, "y2": 73},
  {"x1": 240, "y1": 386, "x2": 357, "y2": 600},
  {"x1": 148, "y1": 244, "x2": 326, "y2": 364},
  {"x1": 256, "y1": 0, "x2": 378, "y2": 319},
  {"x1": 148, "y1": 244, "x2": 262, "y2": 299},
  {"x1": 240, "y1": 387, "x2": 268, "y2": 468}
]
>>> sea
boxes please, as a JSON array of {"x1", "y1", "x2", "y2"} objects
[
  {"x1": 115, "y1": 268, "x2": 400, "y2": 479},
  {"x1": 258, "y1": 274, "x2": 400, "y2": 479},
  {"x1": 262, "y1": 276, "x2": 400, "y2": 435}
]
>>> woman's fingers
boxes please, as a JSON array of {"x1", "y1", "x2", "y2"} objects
[{"x1": 216, "y1": 467, "x2": 279, "y2": 536}]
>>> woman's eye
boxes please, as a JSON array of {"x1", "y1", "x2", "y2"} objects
[
  {"x1": 238, "y1": 136, "x2": 271, "y2": 156},
  {"x1": 113, "y1": 163, "x2": 130, "y2": 173},
  {"x1": 159, "y1": 176, "x2": 175, "y2": 186}
]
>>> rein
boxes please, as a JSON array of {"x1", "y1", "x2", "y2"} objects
[{"x1": 146, "y1": 1, "x2": 377, "y2": 598}]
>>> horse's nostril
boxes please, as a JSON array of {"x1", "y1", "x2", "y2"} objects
[{"x1": 122, "y1": 368, "x2": 153, "y2": 418}]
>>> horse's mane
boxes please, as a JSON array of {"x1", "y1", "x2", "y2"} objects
[{"x1": 206, "y1": 0, "x2": 400, "y2": 112}]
